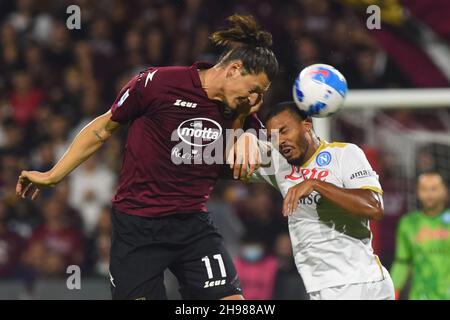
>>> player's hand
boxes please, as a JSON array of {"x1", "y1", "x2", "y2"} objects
[
  {"x1": 283, "y1": 180, "x2": 317, "y2": 216},
  {"x1": 16, "y1": 170, "x2": 56, "y2": 200},
  {"x1": 227, "y1": 132, "x2": 261, "y2": 180},
  {"x1": 247, "y1": 93, "x2": 264, "y2": 115},
  {"x1": 235, "y1": 93, "x2": 264, "y2": 117}
]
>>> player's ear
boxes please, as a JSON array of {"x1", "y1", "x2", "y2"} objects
[
  {"x1": 303, "y1": 119, "x2": 313, "y2": 132},
  {"x1": 226, "y1": 61, "x2": 243, "y2": 78}
]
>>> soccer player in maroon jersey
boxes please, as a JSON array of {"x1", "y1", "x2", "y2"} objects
[{"x1": 16, "y1": 15, "x2": 278, "y2": 300}]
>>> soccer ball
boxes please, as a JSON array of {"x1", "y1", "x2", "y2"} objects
[{"x1": 292, "y1": 64, "x2": 348, "y2": 118}]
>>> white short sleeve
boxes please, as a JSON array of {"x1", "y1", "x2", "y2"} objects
[{"x1": 340, "y1": 144, "x2": 382, "y2": 194}]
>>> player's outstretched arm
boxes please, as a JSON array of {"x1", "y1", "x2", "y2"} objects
[
  {"x1": 283, "y1": 180, "x2": 384, "y2": 220},
  {"x1": 227, "y1": 132, "x2": 261, "y2": 180},
  {"x1": 228, "y1": 98, "x2": 265, "y2": 179},
  {"x1": 16, "y1": 110, "x2": 120, "y2": 200}
]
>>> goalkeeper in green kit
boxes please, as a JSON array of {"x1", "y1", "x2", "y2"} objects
[{"x1": 391, "y1": 171, "x2": 450, "y2": 299}]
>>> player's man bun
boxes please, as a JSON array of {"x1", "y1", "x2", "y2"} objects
[
  {"x1": 211, "y1": 14, "x2": 278, "y2": 81},
  {"x1": 210, "y1": 14, "x2": 273, "y2": 49}
]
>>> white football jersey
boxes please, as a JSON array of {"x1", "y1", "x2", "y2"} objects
[{"x1": 251, "y1": 140, "x2": 389, "y2": 293}]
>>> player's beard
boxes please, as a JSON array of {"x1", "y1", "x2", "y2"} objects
[
  {"x1": 214, "y1": 99, "x2": 235, "y2": 119},
  {"x1": 215, "y1": 93, "x2": 253, "y2": 120},
  {"x1": 286, "y1": 135, "x2": 309, "y2": 166},
  {"x1": 422, "y1": 200, "x2": 446, "y2": 214}
]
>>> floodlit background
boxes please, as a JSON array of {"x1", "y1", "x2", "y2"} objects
[{"x1": 0, "y1": 0, "x2": 449, "y2": 299}]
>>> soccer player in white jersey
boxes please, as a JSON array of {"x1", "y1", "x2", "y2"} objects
[{"x1": 236, "y1": 101, "x2": 395, "y2": 300}]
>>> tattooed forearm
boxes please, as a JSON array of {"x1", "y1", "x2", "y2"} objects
[
  {"x1": 93, "y1": 120, "x2": 120, "y2": 142},
  {"x1": 93, "y1": 129, "x2": 106, "y2": 142}
]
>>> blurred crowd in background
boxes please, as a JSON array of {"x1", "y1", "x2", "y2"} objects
[{"x1": 0, "y1": 0, "x2": 449, "y2": 299}]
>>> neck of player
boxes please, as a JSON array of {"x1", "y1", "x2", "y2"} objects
[
  {"x1": 423, "y1": 204, "x2": 445, "y2": 217},
  {"x1": 198, "y1": 67, "x2": 223, "y2": 101},
  {"x1": 302, "y1": 132, "x2": 321, "y2": 166}
]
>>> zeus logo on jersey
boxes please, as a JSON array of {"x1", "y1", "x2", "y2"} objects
[
  {"x1": 144, "y1": 69, "x2": 158, "y2": 87},
  {"x1": 204, "y1": 279, "x2": 226, "y2": 288},
  {"x1": 174, "y1": 99, "x2": 197, "y2": 108},
  {"x1": 177, "y1": 118, "x2": 222, "y2": 147}
]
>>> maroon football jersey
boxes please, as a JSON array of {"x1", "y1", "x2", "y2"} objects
[{"x1": 110, "y1": 62, "x2": 234, "y2": 217}]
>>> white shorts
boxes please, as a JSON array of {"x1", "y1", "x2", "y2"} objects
[{"x1": 308, "y1": 275, "x2": 395, "y2": 300}]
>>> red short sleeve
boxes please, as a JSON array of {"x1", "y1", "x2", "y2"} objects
[{"x1": 110, "y1": 68, "x2": 158, "y2": 123}]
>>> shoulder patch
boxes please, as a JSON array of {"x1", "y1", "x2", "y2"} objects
[
  {"x1": 442, "y1": 211, "x2": 450, "y2": 224},
  {"x1": 117, "y1": 89, "x2": 130, "y2": 107}
]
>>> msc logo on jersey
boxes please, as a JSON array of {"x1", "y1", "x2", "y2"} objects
[
  {"x1": 299, "y1": 192, "x2": 321, "y2": 205},
  {"x1": 177, "y1": 117, "x2": 222, "y2": 147},
  {"x1": 316, "y1": 151, "x2": 332, "y2": 166}
]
